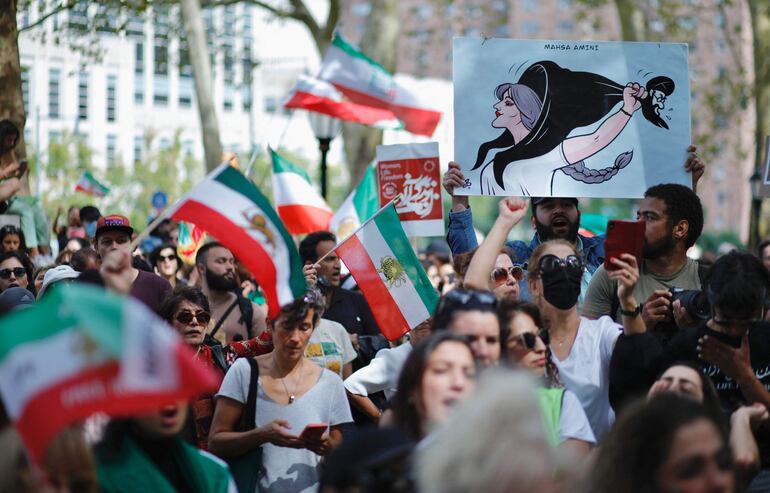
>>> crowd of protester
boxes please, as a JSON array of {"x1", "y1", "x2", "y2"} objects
[{"x1": 3, "y1": 120, "x2": 770, "y2": 493}]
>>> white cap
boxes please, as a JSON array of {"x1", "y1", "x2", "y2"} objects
[{"x1": 37, "y1": 265, "x2": 80, "y2": 300}]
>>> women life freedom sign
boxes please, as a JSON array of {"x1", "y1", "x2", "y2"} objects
[
  {"x1": 376, "y1": 142, "x2": 444, "y2": 237},
  {"x1": 453, "y1": 38, "x2": 691, "y2": 198}
]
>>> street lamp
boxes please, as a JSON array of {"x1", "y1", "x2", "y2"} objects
[
  {"x1": 308, "y1": 113, "x2": 341, "y2": 199},
  {"x1": 749, "y1": 168, "x2": 762, "y2": 248}
]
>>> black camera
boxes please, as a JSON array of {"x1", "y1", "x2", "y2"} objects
[{"x1": 668, "y1": 287, "x2": 710, "y2": 321}]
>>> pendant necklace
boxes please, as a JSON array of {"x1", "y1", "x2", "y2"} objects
[{"x1": 276, "y1": 357, "x2": 304, "y2": 404}]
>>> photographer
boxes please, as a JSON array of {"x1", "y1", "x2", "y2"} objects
[
  {"x1": 609, "y1": 251, "x2": 770, "y2": 489},
  {"x1": 584, "y1": 184, "x2": 705, "y2": 343}
]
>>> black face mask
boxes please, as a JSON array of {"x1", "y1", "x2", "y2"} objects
[{"x1": 541, "y1": 267, "x2": 582, "y2": 310}]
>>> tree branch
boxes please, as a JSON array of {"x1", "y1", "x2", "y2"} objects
[
  {"x1": 323, "y1": 0, "x2": 339, "y2": 44},
  {"x1": 18, "y1": 0, "x2": 77, "y2": 33}
]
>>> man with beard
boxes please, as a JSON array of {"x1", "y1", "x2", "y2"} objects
[
  {"x1": 196, "y1": 242, "x2": 266, "y2": 343},
  {"x1": 93, "y1": 214, "x2": 171, "y2": 313},
  {"x1": 299, "y1": 231, "x2": 381, "y2": 347},
  {"x1": 583, "y1": 184, "x2": 704, "y2": 341}
]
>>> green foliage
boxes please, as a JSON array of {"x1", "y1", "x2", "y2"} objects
[
  {"x1": 697, "y1": 230, "x2": 744, "y2": 254},
  {"x1": 39, "y1": 130, "x2": 204, "y2": 232}
]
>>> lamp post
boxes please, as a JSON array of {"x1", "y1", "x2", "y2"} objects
[
  {"x1": 308, "y1": 113, "x2": 341, "y2": 199},
  {"x1": 749, "y1": 169, "x2": 762, "y2": 248}
]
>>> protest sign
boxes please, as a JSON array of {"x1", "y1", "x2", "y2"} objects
[
  {"x1": 453, "y1": 38, "x2": 691, "y2": 198},
  {"x1": 376, "y1": 142, "x2": 444, "y2": 237}
]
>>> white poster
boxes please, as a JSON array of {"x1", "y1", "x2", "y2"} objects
[{"x1": 453, "y1": 38, "x2": 691, "y2": 198}]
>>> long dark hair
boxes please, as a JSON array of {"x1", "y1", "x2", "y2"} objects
[
  {"x1": 586, "y1": 394, "x2": 731, "y2": 493},
  {"x1": 0, "y1": 225, "x2": 27, "y2": 254},
  {"x1": 391, "y1": 332, "x2": 474, "y2": 441}
]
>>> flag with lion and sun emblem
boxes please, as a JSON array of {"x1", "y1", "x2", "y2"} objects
[{"x1": 335, "y1": 203, "x2": 438, "y2": 341}]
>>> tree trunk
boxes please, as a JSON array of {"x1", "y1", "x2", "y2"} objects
[
  {"x1": 613, "y1": 0, "x2": 646, "y2": 41},
  {"x1": 749, "y1": 0, "x2": 769, "y2": 169},
  {"x1": 341, "y1": 0, "x2": 399, "y2": 186},
  {"x1": 0, "y1": 0, "x2": 29, "y2": 194},
  {"x1": 179, "y1": 0, "x2": 222, "y2": 172}
]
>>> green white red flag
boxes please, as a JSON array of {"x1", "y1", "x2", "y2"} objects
[
  {"x1": 166, "y1": 163, "x2": 306, "y2": 317},
  {"x1": 330, "y1": 164, "x2": 379, "y2": 240},
  {"x1": 177, "y1": 221, "x2": 207, "y2": 266},
  {"x1": 284, "y1": 75, "x2": 403, "y2": 130},
  {"x1": 318, "y1": 34, "x2": 442, "y2": 137},
  {"x1": 335, "y1": 203, "x2": 439, "y2": 341},
  {"x1": 74, "y1": 171, "x2": 109, "y2": 197},
  {"x1": 0, "y1": 285, "x2": 218, "y2": 463},
  {"x1": 270, "y1": 148, "x2": 333, "y2": 234}
]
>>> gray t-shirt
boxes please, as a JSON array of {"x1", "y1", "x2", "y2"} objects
[
  {"x1": 583, "y1": 258, "x2": 701, "y2": 320},
  {"x1": 217, "y1": 358, "x2": 353, "y2": 493}
]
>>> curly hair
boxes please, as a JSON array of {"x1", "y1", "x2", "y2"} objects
[
  {"x1": 644, "y1": 183, "x2": 704, "y2": 248},
  {"x1": 298, "y1": 231, "x2": 336, "y2": 264}
]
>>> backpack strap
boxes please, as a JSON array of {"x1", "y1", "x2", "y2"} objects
[
  {"x1": 239, "y1": 358, "x2": 259, "y2": 432},
  {"x1": 209, "y1": 297, "x2": 240, "y2": 340}
]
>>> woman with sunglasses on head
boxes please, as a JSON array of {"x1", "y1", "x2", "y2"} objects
[
  {"x1": 209, "y1": 289, "x2": 353, "y2": 493},
  {"x1": 0, "y1": 250, "x2": 34, "y2": 294},
  {"x1": 466, "y1": 197, "x2": 644, "y2": 441},
  {"x1": 159, "y1": 286, "x2": 271, "y2": 450},
  {"x1": 498, "y1": 299, "x2": 595, "y2": 457}
]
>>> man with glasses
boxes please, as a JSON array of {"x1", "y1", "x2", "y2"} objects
[
  {"x1": 93, "y1": 214, "x2": 171, "y2": 313},
  {"x1": 610, "y1": 251, "x2": 770, "y2": 487}
]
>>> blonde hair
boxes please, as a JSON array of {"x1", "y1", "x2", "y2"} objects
[
  {"x1": 527, "y1": 239, "x2": 577, "y2": 278},
  {"x1": 416, "y1": 370, "x2": 574, "y2": 493}
]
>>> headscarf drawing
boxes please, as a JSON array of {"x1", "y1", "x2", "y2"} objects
[{"x1": 472, "y1": 61, "x2": 674, "y2": 190}]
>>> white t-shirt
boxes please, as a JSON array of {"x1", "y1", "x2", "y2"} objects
[
  {"x1": 344, "y1": 342, "x2": 412, "y2": 400},
  {"x1": 478, "y1": 144, "x2": 569, "y2": 196},
  {"x1": 559, "y1": 389, "x2": 596, "y2": 444},
  {"x1": 551, "y1": 316, "x2": 622, "y2": 442},
  {"x1": 305, "y1": 319, "x2": 357, "y2": 377}
]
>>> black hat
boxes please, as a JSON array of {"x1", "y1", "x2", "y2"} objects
[
  {"x1": 79, "y1": 205, "x2": 102, "y2": 223},
  {"x1": 530, "y1": 197, "x2": 579, "y2": 207},
  {"x1": 0, "y1": 287, "x2": 34, "y2": 315}
]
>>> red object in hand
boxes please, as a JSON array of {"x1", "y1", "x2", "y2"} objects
[{"x1": 604, "y1": 220, "x2": 645, "y2": 272}]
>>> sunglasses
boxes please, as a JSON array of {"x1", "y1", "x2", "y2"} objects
[
  {"x1": 0, "y1": 267, "x2": 26, "y2": 279},
  {"x1": 537, "y1": 254, "x2": 583, "y2": 277},
  {"x1": 159, "y1": 254, "x2": 177, "y2": 262},
  {"x1": 491, "y1": 265, "x2": 524, "y2": 286},
  {"x1": 441, "y1": 288, "x2": 497, "y2": 307},
  {"x1": 516, "y1": 329, "x2": 550, "y2": 350},
  {"x1": 175, "y1": 310, "x2": 211, "y2": 326}
]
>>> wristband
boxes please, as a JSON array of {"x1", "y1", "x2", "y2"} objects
[
  {"x1": 620, "y1": 108, "x2": 633, "y2": 117},
  {"x1": 620, "y1": 303, "x2": 643, "y2": 317}
]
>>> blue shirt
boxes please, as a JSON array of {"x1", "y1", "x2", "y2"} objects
[{"x1": 446, "y1": 207, "x2": 606, "y2": 303}]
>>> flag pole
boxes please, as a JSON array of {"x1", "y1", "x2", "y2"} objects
[
  {"x1": 314, "y1": 194, "x2": 401, "y2": 266},
  {"x1": 128, "y1": 162, "x2": 230, "y2": 251}
]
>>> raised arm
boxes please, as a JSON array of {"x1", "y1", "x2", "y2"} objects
[
  {"x1": 443, "y1": 161, "x2": 480, "y2": 255},
  {"x1": 463, "y1": 197, "x2": 528, "y2": 290},
  {"x1": 562, "y1": 83, "x2": 647, "y2": 165}
]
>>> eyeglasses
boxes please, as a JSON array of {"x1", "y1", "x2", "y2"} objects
[
  {"x1": 175, "y1": 310, "x2": 211, "y2": 326},
  {"x1": 491, "y1": 265, "x2": 525, "y2": 286},
  {"x1": 536, "y1": 254, "x2": 583, "y2": 277},
  {"x1": 0, "y1": 267, "x2": 26, "y2": 279},
  {"x1": 159, "y1": 254, "x2": 177, "y2": 262},
  {"x1": 516, "y1": 329, "x2": 550, "y2": 350}
]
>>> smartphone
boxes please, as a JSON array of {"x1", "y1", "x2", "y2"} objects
[
  {"x1": 299, "y1": 423, "x2": 327, "y2": 441},
  {"x1": 604, "y1": 220, "x2": 645, "y2": 271}
]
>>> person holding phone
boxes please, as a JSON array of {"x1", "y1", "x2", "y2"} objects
[
  {"x1": 610, "y1": 251, "x2": 770, "y2": 491},
  {"x1": 209, "y1": 289, "x2": 352, "y2": 493}
]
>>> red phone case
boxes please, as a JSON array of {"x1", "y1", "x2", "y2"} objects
[
  {"x1": 299, "y1": 423, "x2": 327, "y2": 441},
  {"x1": 603, "y1": 220, "x2": 645, "y2": 271}
]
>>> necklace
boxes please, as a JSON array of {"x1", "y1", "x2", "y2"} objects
[{"x1": 275, "y1": 356, "x2": 304, "y2": 404}]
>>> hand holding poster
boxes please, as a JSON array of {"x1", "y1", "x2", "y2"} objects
[
  {"x1": 376, "y1": 143, "x2": 444, "y2": 237},
  {"x1": 453, "y1": 38, "x2": 691, "y2": 198}
]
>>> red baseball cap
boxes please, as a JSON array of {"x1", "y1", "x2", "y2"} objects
[{"x1": 95, "y1": 214, "x2": 134, "y2": 237}]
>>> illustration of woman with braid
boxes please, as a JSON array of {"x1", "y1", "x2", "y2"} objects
[{"x1": 473, "y1": 61, "x2": 674, "y2": 195}]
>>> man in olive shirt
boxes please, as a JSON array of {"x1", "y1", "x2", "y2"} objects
[{"x1": 583, "y1": 184, "x2": 704, "y2": 337}]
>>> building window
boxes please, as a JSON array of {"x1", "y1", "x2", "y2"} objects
[
  {"x1": 154, "y1": 76, "x2": 169, "y2": 105},
  {"x1": 153, "y1": 8, "x2": 169, "y2": 75},
  {"x1": 134, "y1": 135, "x2": 143, "y2": 164},
  {"x1": 264, "y1": 96, "x2": 278, "y2": 114},
  {"x1": 48, "y1": 68, "x2": 60, "y2": 119},
  {"x1": 223, "y1": 40, "x2": 235, "y2": 84},
  {"x1": 126, "y1": 14, "x2": 144, "y2": 37},
  {"x1": 106, "y1": 134, "x2": 117, "y2": 167},
  {"x1": 78, "y1": 72, "x2": 88, "y2": 120},
  {"x1": 106, "y1": 74, "x2": 117, "y2": 122},
  {"x1": 135, "y1": 42, "x2": 144, "y2": 74},
  {"x1": 224, "y1": 85, "x2": 234, "y2": 111},
  {"x1": 179, "y1": 76, "x2": 193, "y2": 108},
  {"x1": 67, "y1": 3, "x2": 88, "y2": 31},
  {"x1": 134, "y1": 74, "x2": 144, "y2": 104},
  {"x1": 183, "y1": 139, "x2": 194, "y2": 156},
  {"x1": 179, "y1": 40, "x2": 193, "y2": 78},
  {"x1": 21, "y1": 66, "x2": 29, "y2": 111}
]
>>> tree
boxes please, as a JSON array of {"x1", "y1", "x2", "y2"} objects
[{"x1": 1, "y1": 0, "x2": 29, "y2": 193}]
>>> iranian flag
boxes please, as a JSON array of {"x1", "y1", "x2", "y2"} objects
[
  {"x1": 270, "y1": 148, "x2": 333, "y2": 234},
  {"x1": 335, "y1": 203, "x2": 439, "y2": 341},
  {"x1": 0, "y1": 285, "x2": 218, "y2": 463},
  {"x1": 74, "y1": 171, "x2": 110, "y2": 197},
  {"x1": 318, "y1": 34, "x2": 441, "y2": 137},
  {"x1": 167, "y1": 163, "x2": 306, "y2": 316},
  {"x1": 284, "y1": 75, "x2": 402, "y2": 130},
  {"x1": 330, "y1": 164, "x2": 379, "y2": 240}
]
